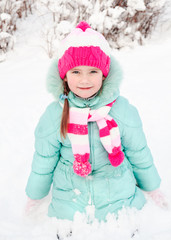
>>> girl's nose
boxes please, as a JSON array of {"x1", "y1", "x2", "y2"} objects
[{"x1": 80, "y1": 74, "x2": 89, "y2": 83}]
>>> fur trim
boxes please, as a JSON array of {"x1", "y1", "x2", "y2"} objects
[{"x1": 100, "y1": 55, "x2": 123, "y2": 102}]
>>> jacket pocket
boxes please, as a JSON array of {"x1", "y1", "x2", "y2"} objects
[
  {"x1": 108, "y1": 168, "x2": 136, "y2": 203},
  {"x1": 93, "y1": 167, "x2": 136, "y2": 209}
]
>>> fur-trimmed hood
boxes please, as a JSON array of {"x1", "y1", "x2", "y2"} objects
[{"x1": 46, "y1": 55, "x2": 123, "y2": 108}]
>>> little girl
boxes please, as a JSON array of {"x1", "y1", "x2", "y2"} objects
[{"x1": 25, "y1": 21, "x2": 167, "y2": 235}]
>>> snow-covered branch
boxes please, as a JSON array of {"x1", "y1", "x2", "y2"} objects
[
  {"x1": 0, "y1": 0, "x2": 37, "y2": 56},
  {"x1": 37, "y1": 0, "x2": 166, "y2": 57}
]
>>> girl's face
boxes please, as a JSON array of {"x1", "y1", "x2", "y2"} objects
[{"x1": 64, "y1": 66, "x2": 105, "y2": 99}]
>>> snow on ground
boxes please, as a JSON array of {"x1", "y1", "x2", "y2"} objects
[{"x1": 0, "y1": 7, "x2": 171, "y2": 240}]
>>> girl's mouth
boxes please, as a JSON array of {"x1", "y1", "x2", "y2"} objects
[{"x1": 78, "y1": 87, "x2": 92, "y2": 90}]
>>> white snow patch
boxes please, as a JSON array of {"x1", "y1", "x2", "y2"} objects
[
  {"x1": 73, "y1": 189, "x2": 81, "y2": 195},
  {"x1": 127, "y1": 0, "x2": 146, "y2": 11},
  {"x1": 0, "y1": 13, "x2": 11, "y2": 21}
]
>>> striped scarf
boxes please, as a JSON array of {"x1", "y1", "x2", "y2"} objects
[{"x1": 67, "y1": 100, "x2": 124, "y2": 177}]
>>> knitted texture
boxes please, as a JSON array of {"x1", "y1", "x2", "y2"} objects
[
  {"x1": 58, "y1": 21, "x2": 111, "y2": 79},
  {"x1": 76, "y1": 21, "x2": 91, "y2": 31},
  {"x1": 58, "y1": 46, "x2": 110, "y2": 79},
  {"x1": 67, "y1": 100, "x2": 124, "y2": 177}
]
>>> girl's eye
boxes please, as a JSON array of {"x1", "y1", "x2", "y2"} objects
[
  {"x1": 72, "y1": 71, "x2": 79, "y2": 74},
  {"x1": 90, "y1": 70, "x2": 97, "y2": 74}
]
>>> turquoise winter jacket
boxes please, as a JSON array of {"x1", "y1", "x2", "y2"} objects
[{"x1": 26, "y1": 56, "x2": 161, "y2": 221}]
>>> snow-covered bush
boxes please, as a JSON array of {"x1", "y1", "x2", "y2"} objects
[
  {"x1": 38, "y1": 0, "x2": 165, "y2": 57},
  {"x1": 0, "y1": 0, "x2": 36, "y2": 57},
  {"x1": 0, "y1": 12, "x2": 14, "y2": 56},
  {"x1": 90, "y1": 0, "x2": 166, "y2": 48},
  {"x1": 39, "y1": 0, "x2": 85, "y2": 57}
]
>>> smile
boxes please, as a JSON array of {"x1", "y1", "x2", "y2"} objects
[{"x1": 78, "y1": 87, "x2": 92, "y2": 90}]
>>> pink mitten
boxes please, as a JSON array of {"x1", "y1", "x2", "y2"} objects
[
  {"x1": 146, "y1": 189, "x2": 169, "y2": 209},
  {"x1": 25, "y1": 197, "x2": 43, "y2": 215}
]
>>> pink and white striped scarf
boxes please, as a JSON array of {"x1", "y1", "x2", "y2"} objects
[{"x1": 67, "y1": 100, "x2": 124, "y2": 177}]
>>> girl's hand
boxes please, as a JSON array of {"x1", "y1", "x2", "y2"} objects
[
  {"x1": 25, "y1": 197, "x2": 43, "y2": 215},
  {"x1": 146, "y1": 189, "x2": 169, "y2": 210}
]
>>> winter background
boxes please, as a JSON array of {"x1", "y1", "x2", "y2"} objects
[{"x1": 0, "y1": 0, "x2": 171, "y2": 239}]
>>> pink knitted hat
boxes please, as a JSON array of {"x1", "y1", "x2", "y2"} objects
[{"x1": 58, "y1": 21, "x2": 111, "y2": 79}]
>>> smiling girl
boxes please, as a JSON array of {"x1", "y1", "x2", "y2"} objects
[{"x1": 25, "y1": 21, "x2": 167, "y2": 239}]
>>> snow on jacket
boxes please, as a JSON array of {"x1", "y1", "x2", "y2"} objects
[{"x1": 25, "y1": 56, "x2": 161, "y2": 221}]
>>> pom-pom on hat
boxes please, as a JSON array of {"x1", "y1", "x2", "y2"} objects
[{"x1": 58, "y1": 21, "x2": 111, "y2": 79}]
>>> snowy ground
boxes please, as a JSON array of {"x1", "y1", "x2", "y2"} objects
[{"x1": 0, "y1": 8, "x2": 171, "y2": 240}]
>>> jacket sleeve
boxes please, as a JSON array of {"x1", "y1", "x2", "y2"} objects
[
  {"x1": 120, "y1": 101, "x2": 161, "y2": 191},
  {"x1": 25, "y1": 103, "x2": 61, "y2": 199}
]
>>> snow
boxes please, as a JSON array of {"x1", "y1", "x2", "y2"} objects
[
  {"x1": 73, "y1": 189, "x2": 81, "y2": 196},
  {"x1": 127, "y1": 0, "x2": 146, "y2": 11},
  {"x1": 0, "y1": 6, "x2": 171, "y2": 240},
  {"x1": 0, "y1": 13, "x2": 11, "y2": 21},
  {"x1": 0, "y1": 31, "x2": 11, "y2": 38},
  {"x1": 110, "y1": 6, "x2": 125, "y2": 19},
  {"x1": 149, "y1": 0, "x2": 166, "y2": 9}
]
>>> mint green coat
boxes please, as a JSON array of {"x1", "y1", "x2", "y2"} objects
[{"x1": 26, "y1": 56, "x2": 161, "y2": 221}]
